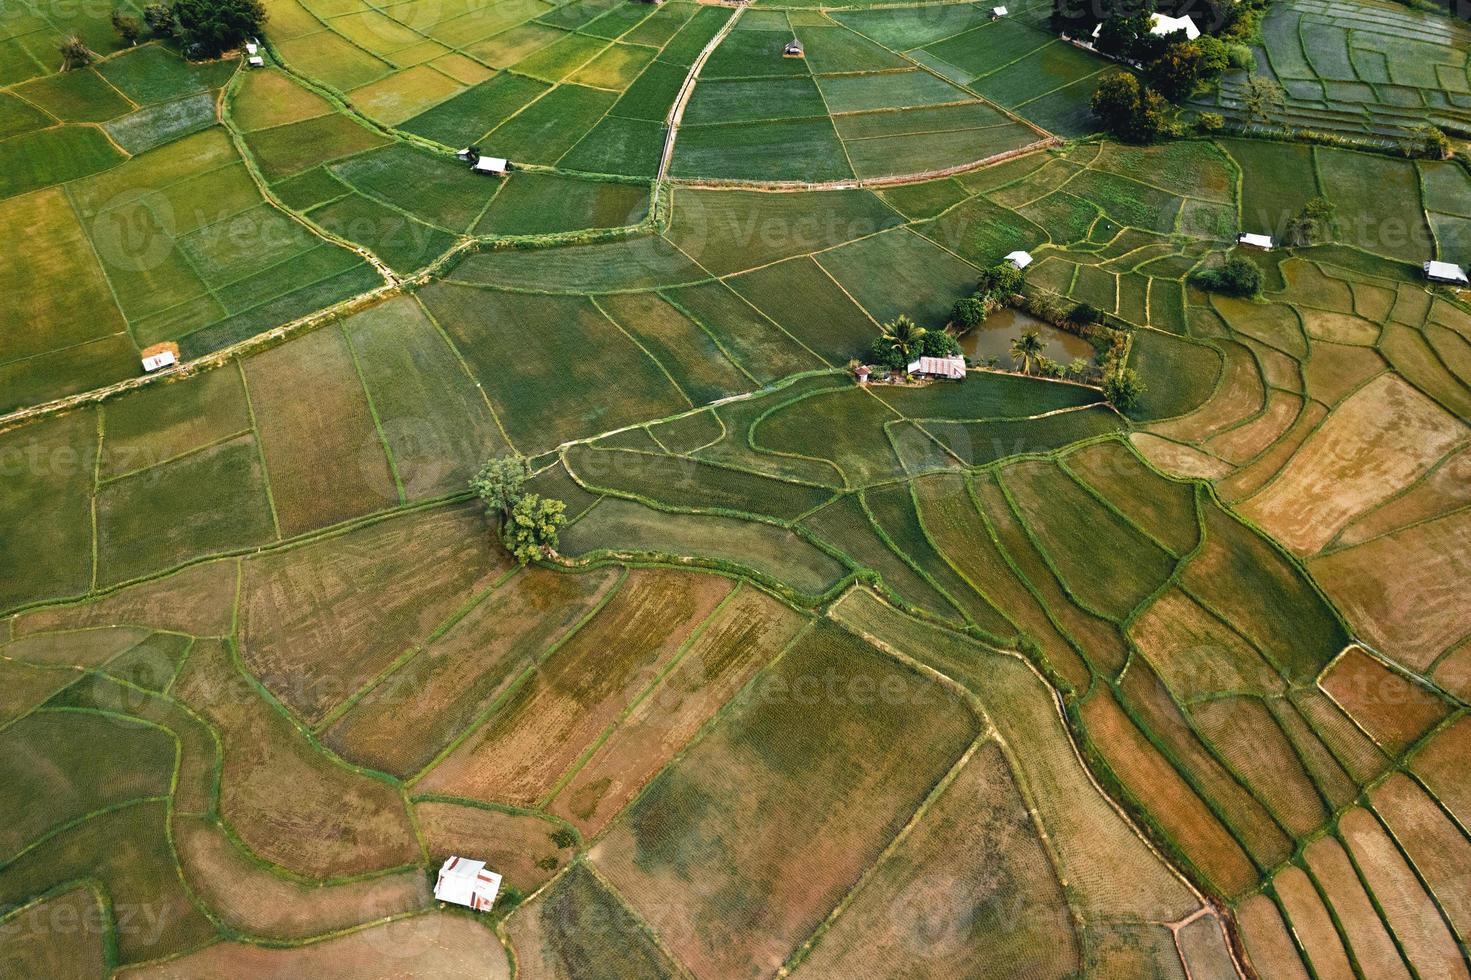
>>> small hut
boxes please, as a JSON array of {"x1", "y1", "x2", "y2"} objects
[
  {"x1": 783, "y1": 39, "x2": 804, "y2": 58},
  {"x1": 140, "y1": 342, "x2": 180, "y2": 373},
  {"x1": 434, "y1": 857, "x2": 502, "y2": 913},
  {"x1": 1237, "y1": 233, "x2": 1274, "y2": 250},
  {"x1": 1425, "y1": 261, "x2": 1469, "y2": 285},
  {"x1": 1004, "y1": 250, "x2": 1033, "y2": 271},
  {"x1": 854, "y1": 364, "x2": 871, "y2": 385},
  {"x1": 991, "y1": 5, "x2": 1008, "y2": 18}
]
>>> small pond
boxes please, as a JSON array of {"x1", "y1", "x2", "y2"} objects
[{"x1": 959, "y1": 308, "x2": 1096, "y2": 367}]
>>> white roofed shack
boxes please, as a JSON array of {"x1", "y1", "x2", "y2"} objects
[
  {"x1": 1237, "y1": 233, "x2": 1274, "y2": 250},
  {"x1": 434, "y1": 857, "x2": 502, "y2": 912},
  {"x1": 1005, "y1": 250, "x2": 1033, "y2": 270},
  {"x1": 1425, "y1": 260, "x2": 1469, "y2": 285},
  {"x1": 907, "y1": 355, "x2": 967, "y2": 380}
]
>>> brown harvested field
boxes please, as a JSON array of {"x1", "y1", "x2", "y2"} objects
[
  {"x1": 789, "y1": 738, "x2": 1080, "y2": 979},
  {"x1": 413, "y1": 801, "x2": 578, "y2": 893},
  {"x1": 1370, "y1": 774, "x2": 1471, "y2": 943},
  {"x1": 1319, "y1": 647, "x2": 1451, "y2": 754},
  {"x1": 1241, "y1": 375, "x2": 1466, "y2": 555},
  {"x1": 413, "y1": 569, "x2": 734, "y2": 806},
  {"x1": 832, "y1": 590, "x2": 1200, "y2": 923},
  {"x1": 1274, "y1": 866, "x2": 1356, "y2": 980},
  {"x1": 1303, "y1": 836, "x2": 1413, "y2": 980},
  {"x1": 1303, "y1": 342, "x2": 1385, "y2": 406},
  {"x1": 1301, "y1": 308, "x2": 1382, "y2": 345},
  {"x1": 1079, "y1": 688, "x2": 1258, "y2": 898},
  {"x1": 1311, "y1": 509, "x2": 1471, "y2": 672},
  {"x1": 591, "y1": 623, "x2": 979, "y2": 979},
  {"x1": 326, "y1": 565, "x2": 623, "y2": 777},
  {"x1": 1084, "y1": 923, "x2": 1188, "y2": 978},
  {"x1": 1236, "y1": 893, "x2": 1311, "y2": 980},
  {"x1": 1176, "y1": 914, "x2": 1241, "y2": 980},
  {"x1": 1433, "y1": 638, "x2": 1471, "y2": 701},
  {"x1": 549, "y1": 585, "x2": 807, "y2": 838},
  {"x1": 1291, "y1": 688, "x2": 1392, "y2": 783},
  {"x1": 1120, "y1": 662, "x2": 1294, "y2": 870},
  {"x1": 504, "y1": 863, "x2": 679, "y2": 980},
  {"x1": 1336, "y1": 445, "x2": 1471, "y2": 549},
  {"x1": 1270, "y1": 697, "x2": 1357, "y2": 810},
  {"x1": 1190, "y1": 696, "x2": 1328, "y2": 838},
  {"x1": 174, "y1": 816, "x2": 429, "y2": 939},
  {"x1": 1338, "y1": 807, "x2": 1467, "y2": 980},
  {"x1": 120, "y1": 913, "x2": 510, "y2": 979},
  {"x1": 1216, "y1": 401, "x2": 1327, "y2": 503},
  {"x1": 1129, "y1": 433, "x2": 1234, "y2": 480},
  {"x1": 173, "y1": 639, "x2": 420, "y2": 879},
  {"x1": 0, "y1": 626, "x2": 150, "y2": 668},
  {"x1": 239, "y1": 504, "x2": 508, "y2": 723},
  {"x1": 1412, "y1": 715, "x2": 1471, "y2": 829},
  {"x1": 1213, "y1": 296, "x2": 1308, "y2": 359},
  {"x1": 1063, "y1": 441, "x2": 1200, "y2": 556},
  {"x1": 1205, "y1": 391, "x2": 1303, "y2": 466},
  {"x1": 1148, "y1": 341, "x2": 1266, "y2": 443},
  {"x1": 0, "y1": 886, "x2": 107, "y2": 980},
  {"x1": 1130, "y1": 586, "x2": 1285, "y2": 700},
  {"x1": 243, "y1": 325, "x2": 396, "y2": 536},
  {"x1": 11, "y1": 558, "x2": 239, "y2": 638}
]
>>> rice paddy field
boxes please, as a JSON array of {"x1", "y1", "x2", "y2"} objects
[{"x1": 5, "y1": 0, "x2": 1471, "y2": 976}]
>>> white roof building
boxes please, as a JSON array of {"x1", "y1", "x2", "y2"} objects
[
  {"x1": 1237, "y1": 233, "x2": 1274, "y2": 250},
  {"x1": 1005, "y1": 250, "x2": 1033, "y2": 270},
  {"x1": 141, "y1": 350, "x2": 177, "y2": 372},
  {"x1": 992, "y1": 6, "x2": 1008, "y2": 16},
  {"x1": 1425, "y1": 261, "x2": 1469, "y2": 285},
  {"x1": 907, "y1": 355, "x2": 967, "y2": 380},
  {"x1": 245, "y1": 41, "x2": 258, "y2": 55},
  {"x1": 247, "y1": 55, "x2": 265, "y2": 67},
  {"x1": 471, "y1": 156, "x2": 508, "y2": 175},
  {"x1": 1150, "y1": 13, "x2": 1201, "y2": 39},
  {"x1": 434, "y1": 857, "x2": 502, "y2": 912}
]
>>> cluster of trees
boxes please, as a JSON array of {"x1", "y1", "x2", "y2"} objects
[
  {"x1": 949, "y1": 261, "x2": 1028, "y2": 331},
  {"x1": 472, "y1": 456, "x2": 568, "y2": 565},
  {"x1": 1191, "y1": 254, "x2": 1264, "y2": 296},
  {"x1": 61, "y1": 0, "x2": 266, "y2": 67},
  {"x1": 1075, "y1": 0, "x2": 1257, "y2": 141},
  {"x1": 864, "y1": 315, "x2": 961, "y2": 372}
]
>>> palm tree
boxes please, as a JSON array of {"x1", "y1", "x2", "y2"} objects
[
  {"x1": 881, "y1": 315, "x2": 926, "y2": 365},
  {"x1": 1009, "y1": 329, "x2": 1046, "y2": 375}
]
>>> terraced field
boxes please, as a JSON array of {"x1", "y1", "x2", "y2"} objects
[{"x1": 5, "y1": 0, "x2": 1471, "y2": 976}]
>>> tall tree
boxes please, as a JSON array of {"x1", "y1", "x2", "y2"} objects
[
  {"x1": 471, "y1": 455, "x2": 530, "y2": 523},
  {"x1": 1010, "y1": 330, "x2": 1047, "y2": 375},
  {"x1": 501, "y1": 495, "x2": 567, "y2": 565},
  {"x1": 172, "y1": 0, "x2": 267, "y2": 57},
  {"x1": 1241, "y1": 75, "x2": 1286, "y2": 126},
  {"x1": 880, "y1": 315, "x2": 927, "y2": 365}
]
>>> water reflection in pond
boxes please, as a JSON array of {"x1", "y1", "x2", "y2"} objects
[{"x1": 959, "y1": 309, "x2": 1096, "y2": 368}]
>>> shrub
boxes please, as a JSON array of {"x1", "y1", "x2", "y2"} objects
[
  {"x1": 1226, "y1": 43, "x2": 1253, "y2": 70},
  {"x1": 1196, "y1": 111, "x2": 1225, "y2": 133},
  {"x1": 172, "y1": 0, "x2": 266, "y2": 57},
  {"x1": 1092, "y1": 71, "x2": 1174, "y2": 143},
  {"x1": 950, "y1": 296, "x2": 988, "y2": 331},
  {"x1": 1283, "y1": 196, "x2": 1335, "y2": 246},
  {"x1": 1103, "y1": 366, "x2": 1146, "y2": 409},
  {"x1": 920, "y1": 330, "x2": 961, "y2": 358},
  {"x1": 60, "y1": 35, "x2": 93, "y2": 69},
  {"x1": 1404, "y1": 124, "x2": 1452, "y2": 160},
  {"x1": 144, "y1": 3, "x2": 176, "y2": 35},
  {"x1": 501, "y1": 494, "x2": 566, "y2": 565},
  {"x1": 1069, "y1": 302, "x2": 1102, "y2": 326},
  {"x1": 112, "y1": 9, "x2": 142, "y2": 44},
  {"x1": 1191, "y1": 255, "x2": 1263, "y2": 297}
]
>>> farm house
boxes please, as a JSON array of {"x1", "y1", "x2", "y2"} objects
[
  {"x1": 140, "y1": 342, "x2": 180, "y2": 373},
  {"x1": 1425, "y1": 261, "x2": 1469, "y2": 285},
  {"x1": 907, "y1": 355, "x2": 966, "y2": 380},
  {"x1": 1005, "y1": 250, "x2": 1033, "y2": 271},
  {"x1": 434, "y1": 856, "x2": 502, "y2": 912},
  {"x1": 783, "y1": 39, "x2": 804, "y2": 58},
  {"x1": 1237, "y1": 233, "x2": 1274, "y2": 250}
]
